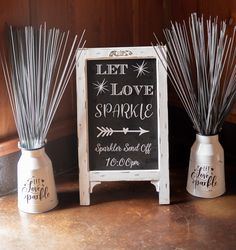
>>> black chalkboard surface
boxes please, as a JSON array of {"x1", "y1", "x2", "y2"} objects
[
  {"x1": 87, "y1": 58, "x2": 158, "y2": 171},
  {"x1": 77, "y1": 46, "x2": 169, "y2": 205}
]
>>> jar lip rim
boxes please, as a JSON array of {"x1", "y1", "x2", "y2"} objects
[
  {"x1": 18, "y1": 144, "x2": 46, "y2": 151},
  {"x1": 18, "y1": 141, "x2": 46, "y2": 151},
  {"x1": 196, "y1": 133, "x2": 219, "y2": 137},
  {"x1": 196, "y1": 133, "x2": 219, "y2": 142}
]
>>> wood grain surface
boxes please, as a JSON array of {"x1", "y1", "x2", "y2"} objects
[{"x1": 0, "y1": 0, "x2": 236, "y2": 156}]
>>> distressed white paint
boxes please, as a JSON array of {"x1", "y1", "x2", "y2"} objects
[
  {"x1": 156, "y1": 49, "x2": 170, "y2": 204},
  {"x1": 76, "y1": 49, "x2": 90, "y2": 205},
  {"x1": 76, "y1": 46, "x2": 170, "y2": 205},
  {"x1": 187, "y1": 134, "x2": 225, "y2": 198},
  {"x1": 17, "y1": 147, "x2": 58, "y2": 213},
  {"x1": 90, "y1": 170, "x2": 160, "y2": 182}
]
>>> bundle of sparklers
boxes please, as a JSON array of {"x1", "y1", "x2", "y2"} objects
[
  {"x1": 1, "y1": 24, "x2": 85, "y2": 149},
  {"x1": 154, "y1": 13, "x2": 236, "y2": 135}
]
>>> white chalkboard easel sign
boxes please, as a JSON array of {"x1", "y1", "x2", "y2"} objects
[{"x1": 76, "y1": 46, "x2": 169, "y2": 205}]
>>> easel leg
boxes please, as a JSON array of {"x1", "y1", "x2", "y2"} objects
[
  {"x1": 79, "y1": 171, "x2": 90, "y2": 206},
  {"x1": 159, "y1": 179, "x2": 170, "y2": 204}
]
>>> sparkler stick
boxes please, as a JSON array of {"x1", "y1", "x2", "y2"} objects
[
  {"x1": 1, "y1": 25, "x2": 86, "y2": 149},
  {"x1": 153, "y1": 13, "x2": 236, "y2": 135}
]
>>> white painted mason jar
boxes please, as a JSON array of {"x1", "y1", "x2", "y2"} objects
[
  {"x1": 17, "y1": 147, "x2": 58, "y2": 213},
  {"x1": 186, "y1": 134, "x2": 225, "y2": 198}
]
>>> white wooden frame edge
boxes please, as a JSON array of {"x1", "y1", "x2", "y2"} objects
[{"x1": 76, "y1": 46, "x2": 169, "y2": 205}]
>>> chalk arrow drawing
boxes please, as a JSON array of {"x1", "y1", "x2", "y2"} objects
[{"x1": 97, "y1": 127, "x2": 149, "y2": 138}]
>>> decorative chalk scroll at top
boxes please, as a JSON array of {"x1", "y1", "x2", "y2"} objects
[
  {"x1": 109, "y1": 50, "x2": 133, "y2": 57},
  {"x1": 76, "y1": 46, "x2": 169, "y2": 205}
]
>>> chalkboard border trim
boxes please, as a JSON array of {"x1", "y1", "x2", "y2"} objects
[{"x1": 76, "y1": 46, "x2": 169, "y2": 205}]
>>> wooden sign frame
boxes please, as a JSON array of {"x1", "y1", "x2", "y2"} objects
[{"x1": 76, "y1": 46, "x2": 169, "y2": 205}]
